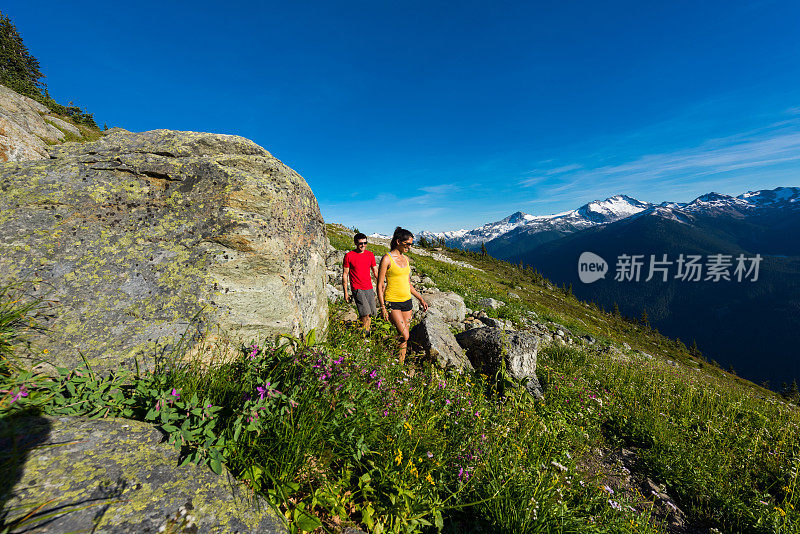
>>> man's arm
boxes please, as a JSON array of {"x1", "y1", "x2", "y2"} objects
[
  {"x1": 371, "y1": 264, "x2": 380, "y2": 287},
  {"x1": 342, "y1": 266, "x2": 351, "y2": 302}
]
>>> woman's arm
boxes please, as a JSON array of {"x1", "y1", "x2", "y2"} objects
[{"x1": 377, "y1": 255, "x2": 390, "y2": 320}]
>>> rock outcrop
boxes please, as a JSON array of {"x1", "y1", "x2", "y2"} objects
[
  {"x1": 0, "y1": 84, "x2": 85, "y2": 162},
  {"x1": 455, "y1": 327, "x2": 543, "y2": 398},
  {"x1": 409, "y1": 314, "x2": 473, "y2": 370},
  {"x1": 0, "y1": 129, "x2": 328, "y2": 372},
  {"x1": 424, "y1": 291, "x2": 467, "y2": 324},
  {"x1": 0, "y1": 414, "x2": 286, "y2": 533}
]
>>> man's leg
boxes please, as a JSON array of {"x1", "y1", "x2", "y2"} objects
[{"x1": 360, "y1": 314, "x2": 371, "y2": 332}]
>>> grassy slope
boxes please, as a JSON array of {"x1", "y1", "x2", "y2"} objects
[
  {"x1": 2, "y1": 225, "x2": 798, "y2": 533},
  {"x1": 328, "y1": 223, "x2": 800, "y2": 532}
]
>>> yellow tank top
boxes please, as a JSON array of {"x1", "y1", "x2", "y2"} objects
[{"x1": 384, "y1": 253, "x2": 411, "y2": 302}]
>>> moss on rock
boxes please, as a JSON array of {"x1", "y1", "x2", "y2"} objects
[
  {"x1": 0, "y1": 414, "x2": 286, "y2": 532},
  {"x1": 0, "y1": 129, "x2": 328, "y2": 373}
]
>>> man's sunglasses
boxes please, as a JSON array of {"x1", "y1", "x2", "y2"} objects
[{"x1": 357, "y1": 241, "x2": 367, "y2": 245}]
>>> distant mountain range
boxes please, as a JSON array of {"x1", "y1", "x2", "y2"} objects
[
  {"x1": 420, "y1": 187, "x2": 800, "y2": 252},
  {"x1": 421, "y1": 187, "x2": 800, "y2": 388}
]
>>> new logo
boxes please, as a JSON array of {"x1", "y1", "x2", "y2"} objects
[{"x1": 578, "y1": 252, "x2": 608, "y2": 283}]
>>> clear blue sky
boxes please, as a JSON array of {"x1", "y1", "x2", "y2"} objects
[{"x1": 5, "y1": 1, "x2": 800, "y2": 234}]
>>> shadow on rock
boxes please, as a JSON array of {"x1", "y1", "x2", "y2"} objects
[{"x1": 0, "y1": 409, "x2": 52, "y2": 529}]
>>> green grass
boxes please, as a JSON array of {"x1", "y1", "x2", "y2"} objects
[{"x1": 2, "y1": 228, "x2": 799, "y2": 533}]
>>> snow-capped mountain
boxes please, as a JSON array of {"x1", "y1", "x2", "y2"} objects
[
  {"x1": 421, "y1": 187, "x2": 800, "y2": 250},
  {"x1": 420, "y1": 194, "x2": 652, "y2": 249},
  {"x1": 420, "y1": 211, "x2": 552, "y2": 248}
]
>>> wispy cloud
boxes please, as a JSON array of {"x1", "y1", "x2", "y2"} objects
[{"x1": 524, "y1": 118, "x2": 800, "y2": 206}]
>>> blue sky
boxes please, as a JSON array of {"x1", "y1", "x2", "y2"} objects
[{"x1": 5, "y1": 0, "x2": 800, "y2": 234}]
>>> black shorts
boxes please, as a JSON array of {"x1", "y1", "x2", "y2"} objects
[{"x1": 386, "y1": 299, "x2": 412, "y2": 312}]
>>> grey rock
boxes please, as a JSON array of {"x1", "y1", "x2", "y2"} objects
[
  {"x1": 411, "y1": 274, "x2": 421, "y2": 283},
  {"x1": 421, "y1": 276, "x2": 435, "y2": 286},
  {"x1": 0, "y1": 84, "x2": 79, "y2": 161},
  {"x1": 1, "y1": 129, "x2": 328, "y2": 372},
  {"x1": 326, "y1": 283, "x2": 344, "y2": 301},
  {"x1": 507, "y1": 291, "x2": 520, "y2": 300},
  {"x1": 334, "y1": 306, "x2": 359, "y2": 323},
  {"x1": 44, "y1": 115, "x2": 81, "y2": 136},
  {"x1": 410, "y1": 314, "x2": 473, "y2": 370},
  {"x1": 480, "y1": 317, "x2": 512, "y2": 330},
  {"x1": 0, "y1": 415, "x2": 285, "y2": 533},
  {"x1": 455, "y1": 327, "x2": 543, "y2": 398},
  {"x1": 424, "y1": 291, "x2": 467, "y2": 323},
  {"x1": 477, "y1": 297, "x2": 504, "y2": 309}
]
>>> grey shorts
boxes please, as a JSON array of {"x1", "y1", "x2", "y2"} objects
[{"x1": 352, "y1": 288, "x2": 377, "y2": 317}]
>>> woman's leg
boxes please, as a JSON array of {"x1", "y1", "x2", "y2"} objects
[{"x1": 388, "y1": 308, "x2": 410, "y2": 363}]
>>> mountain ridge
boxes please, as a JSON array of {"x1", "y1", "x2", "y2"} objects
[{"x1": 421, "y1": 186, "x2": 800, "y2": 249}]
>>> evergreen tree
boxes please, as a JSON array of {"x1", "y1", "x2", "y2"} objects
[
  {"x1": 480, "y1": 243, "x2": 488, "y2": 256},
  {"x1": 0, "y1": 12, "x2": 45, "y2": 96},
  {"x1": 612, "y1": 302, "x2": 621, "y2": 317},
  {"x1": 781, "y1": 380, "x2": 800, "y2": 404},
  {"x1": 690, "y1": 338, "x2": 701, "y2": 358},
  {"x1": 640, "y1": 308, "x2": 650, "y2": 329}
]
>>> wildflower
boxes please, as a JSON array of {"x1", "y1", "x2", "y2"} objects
[
  {"x1": 601, "y1": 484, "x2": 614, "y2": 494},
  {"x1": 248, "y1": 344, "x2": 258, "y2": 359},
  {"x1": 404, "y1": 421, "x2": 412, "y2": 435},
  {"x1": 426, "y1": 473, "x2": 435, "y2": 485},
  {"x1": 395, "y1": 449, "x2": 403, "y2": 466},
  {"x1": 551, "y1": 461, "x2": 567, "y2": 472},
  {"x1": 776, "y1": 506, "x2": 786, "y2": 517},
  {"x1": 427, "y1": 451, "x2": 433, "y2": 458},
  {"x1": 9, "y1": 385, "x2": 29, "y2": 404},
  {"x1": 609, "y1": 499, "x2": 622, "y2": 511}
]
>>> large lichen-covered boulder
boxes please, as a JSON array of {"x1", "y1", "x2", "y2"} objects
[
  {"x1": 0, "y1": 129, "x2": 328, "y2": 372},
  {"x1": 0, "y1": 414, "x2": 286, "y2": 533}
]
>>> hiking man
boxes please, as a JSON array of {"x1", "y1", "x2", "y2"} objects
[{"x1": 343, "y1": 232, "x2": 379, "y2": 332}]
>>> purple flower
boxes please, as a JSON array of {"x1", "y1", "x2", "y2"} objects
[{"x1": 9, "y1": 385, "x2": 29, "y2": 404}]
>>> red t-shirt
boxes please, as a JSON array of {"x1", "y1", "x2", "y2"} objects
[{"x1": 343, "y1": 250, "x2": 376, "y2": 291}]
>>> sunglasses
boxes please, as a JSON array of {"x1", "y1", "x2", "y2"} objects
[{"x1": 357, "y1": 241, "x2": 367, "y2": 245}]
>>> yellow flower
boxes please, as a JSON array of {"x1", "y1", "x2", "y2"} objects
[
  {"x1": 776, "y1": 506, "x2": 786, "y2": 517},
  {"x1": 395, "y1": 449, "x2": 403, "y2": 466},
  {"x1": 404, "y1": 421, "x2": 412, "y2": 435},
  {"x1": 426, "y1": 473, "x2": 435, "y2": 486}
]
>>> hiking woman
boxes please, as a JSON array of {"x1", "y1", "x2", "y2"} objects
[{"x1": 377, "y1": 227, "x2": 428, "y2": 364}]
